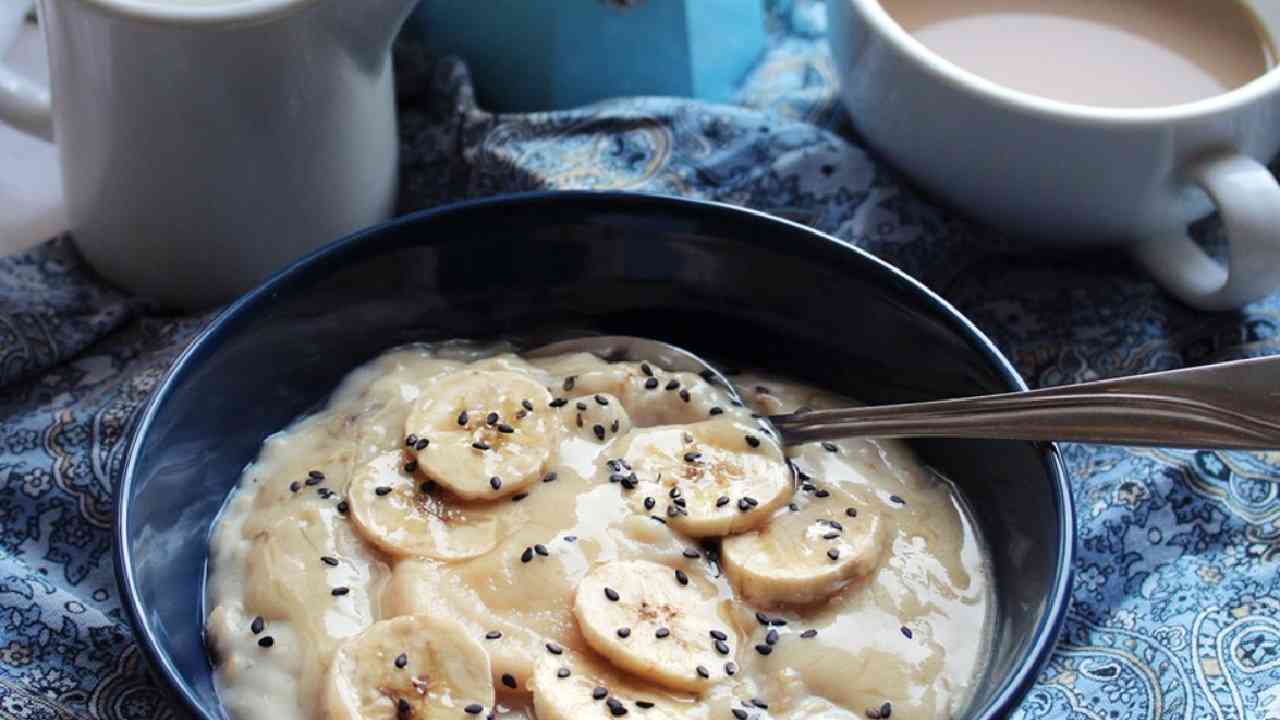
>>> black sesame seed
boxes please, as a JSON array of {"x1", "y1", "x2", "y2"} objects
[
  {"x1": 635, "y1": 701, "x2": 654, "y2": 709},
  {"x1": 576, "y1": 413, "x2": 584, "y2": 428},
  {"x1": 534, "y1": 544, "x2": 549, "y2": 557},
  {"x1": 490, "y1": 476, "x2": 502, "y2": 490},
  {"x1": 643, "y1": 497, "x2": 655, "y2": 510},
  {"x1": 673, "y1": 498, "x2": 687, "y2": 508},
  {"x1": 745, "y1": 435, "x2": 760, "y2": 448},
  {"x1": 822, "y1": 442, "x2": 839, "y2": 453},
  {"x1": 815, "y1": 489, "x2": 831, "y2": 498},
  {"x1": 846, "y1": 507, "x2": 858, "y2": 517},
  {"x1": 607, "y1": 698, "x2": 627, "y2": 716},
  {"x1": 716, "y1": 496, "x2": 730, "y2": 507},
  {"x1": 710, "y1": 629, "x2": 728, "y2": 641},
  {"x1": 516, "y1": 409, "x2": 527, "y2": 419},
  {"x1": 644, "y1": 377, "x2": 659, "y2": 390},
  {"x1": 665, "y1": 379, "x2": 680, "y2": 391},
  {"x1": 674, "y1": 569, "x2": 688, "y2": 585},
  {"x1": 594, "y1": 424, "x2": 606, "y2": 441},
  {"x1": 502, "y1": 673, "x2": 517, "y2": 689},
  {"x1": 305, "y1": 476, "x2": 322, "y2": 487},
  {"x1": 258, "y1": 636, "x2": 274, "y2": 648},
  {"x1": 498, "y1": 423, "x2": 515, "y2": 434},
  {"x1": 458, "y1": 411, "x2": 469, "y2": 426},
  {"x1": 557, "y1": 667, "x2": 571, "y2": 678},
  {"x1": 725, "y1": 662, "x2": 737, "y2": 675},
  {"x1": 770, "y1": 618, "x2": 788, "y2": 627},
  {"x1": 592, "y1": 394, "x2": 608, "y2": 406},
  {"x1": 755, "y1": 644, "x2": 772, "y2": 656},
  {"x1": 732, "y1": 710, "x2": 748, "y2": 720},
  {"x1": 802, "y1": 483, "x2": 816, "y2": 493},
  {"x1": 546, "y1": 642, "x2": 563, "y2": 655},
  {"x1": 474, "y1": 440, "x2": 492, "y2": 451},
  {"x1": 826, "y1": 520, "x2": 844, "y2": 531},
  {"x1": 521, "y1": 547, "x2": 534, "y2": 563},
  {"x1": 405, "y1": 434, "x2": 419, "y2": 447},
  {"x1": 564, "y1": 535, "x2": 577, "y2": 542},
  {"x1": 611, "y1": 419, "x2": 620, "y2": 433},
  {"x1": 641, "y1": 363, "x2": 654, "y2": 376},
  {"x1": 715, "y1": 639, "x2": 730, "y2": 655},
  {"x1": 655, "y1": 627, "x2": 670, "y2": 639},
  {"x1": 403, "y1": 460, "x2": 418, "y2": 473},
  {"x1": 394, "y1": 652, "x2": 408, "y2": 669},
  {"x1": 881, "y1": 702, "x2": 892, "y2": 718},
  {"x1": 289, "y1": 481, "x2": 301, "y2": 493},
  {"x1": 604, "y1": 587, "x2": 620, "y2": 602},
  {"x1": 751, "y1": 699, "x2": 769, "y2": 709},
  {"x1": 375, "y1": 486, "x2": 392, "y2": 496},
  {"x1": 667, "y1": 504, "x2": 686, "y2": 517},
  {"x1": 593, "y1": 686, "x2": 608, "y2": 700},
  {"x1": 331, "y1": 587, "x2": 350, "y2": 596},
  {"x1": 709, "y1": 407, "x2": 724, "y2": 415},
  {"x1": 317, "y1": 488, "x2": 333, "y2": 499},
  {"x1": 550, "y1": 398, "x2": 568, "y2": 408},
  {"x1": 336, "y1": 500, "x2": 349, "y2": 514},
  {"x1": 890, "y1": 495, "x2": 905, "y2": 505},
  {"x1": 766, "y1": 629, "x2": 779, "y2": 645},
  {"x1": 617, "y1": 627, "x2": 631, "y2": 638},
  {"x1": 415, "y1": 438, "x2": 429, "y2": 450},
  {"x1": 737, "y1": 498, "x2": 751, "y2": 512},
  {"x1": 543, "y1": 471, "x2": 558, "y2": 483},
  {"x1": 743, "y1": 496, "x2": 758, "y2": 507},
  {"x1": 250, "y1": 616, "x2": 264, "y2": 634},
  {"x1": 823, "y1": 532, "x2": 840, "y2": 540},
  {"x1": 789, "y1": 503, "x2": 799, "y2": 511},
  {"x1": 683, "y1": 548, "x2": 700, "y2": 559},
  {"x1": 486, "y1": 630, "x2": 502, "y2": 639},
  {"x1": 684, "y1": 452, "x2": 701, "y2": 463},
  {"x1": 486, "y1": 412, "x2": 499, "y2": 426},
  {"x1": 801, "y1": 629, "x2": 818, "y2": 638},
  {"x1": 576, "y1": 401, "x2": 588, "y2": 411},
  {"x1": 610, "y1": 473, "x2": 627, "y2": 484},
  {"x1": 651, "y1": 515, "x2": 667, "y2": 524},
  {"x1": 464, "y1": 704, "x2": 483, "y2": 715},
  {"x1": 827, "y1": 548, "x2": 840, "y2": 561},
  {"x1": 795, "y1": 467, "x2": 812, "y2": 482},
  {"x1": 901, "y1": 626, "x2": 913, "y2": 639},
  {"x1": 755, "y1": 611, "x2": 770, "y2": 625},
  {"x1": 420, "y1": 480, "x2": 437, "y2": 493},
  {"x1": 321, "y1": 556, "x2": 339, "y2": 567},
  {"x1": 696, "y1": 665, "x2": 709, "y2": 678},
  {"x1": 512, "y1": 492, "x2": 528, "y2": 502},
  {"x1": 563, "y1": 376, "x2": 576, "y2": 391}
]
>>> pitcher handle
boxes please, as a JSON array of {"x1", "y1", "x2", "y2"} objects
[
  {"x1": 0, "y1": 0, "x2": 52, "y2": 140},
  {"x1": 1132, "y1": 152, "x2": 1280, "y2": 311}
]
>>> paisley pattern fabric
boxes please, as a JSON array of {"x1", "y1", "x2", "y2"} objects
[{"x1": 2, "y1": 1, "x2": 1280, "y2": 717}]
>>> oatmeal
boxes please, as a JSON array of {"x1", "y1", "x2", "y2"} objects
[{"x1": 205, "y1": 343, "x2": 993, "y2": 719}]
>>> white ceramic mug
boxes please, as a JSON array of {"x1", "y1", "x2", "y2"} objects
[
  {"x1": 828, "y1": 0, "x2": 1280, "y2": 311},
  {"x1": 0, "y1": 0, "x2": 416, "y2": 309}
]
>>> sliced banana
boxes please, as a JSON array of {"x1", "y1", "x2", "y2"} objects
[
  {"x1": 348, "y1": 451, "x2": 501, "y2": 560},
  {"x1": 550, "y1": 360, "x2": 751, "y2": 427},
  {"x1": 405, "y1": 370, "x2": 559, "y2": 499},
  {"x1": 555, "y1": 393, "x2": 633, "y2": 443},
  {"x1": 325, "y1": 613, "x2": 495, "y2": 720},
  {"x1": 615, "y1": 420, "x2": 794, "y2": 537},
  {"x1": 573, "y1": 560, "x2": 738, "y2": 694},
  {"x1": 722, "y1": 497, "x2": 884, "y2": 605},
  {"x1": 531, "y1": 649, "x2": 708, "y2": 720}
]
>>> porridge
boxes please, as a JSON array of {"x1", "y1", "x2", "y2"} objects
[{"x1": 205, "y1": 343, "x2": 993, "y2": 719}]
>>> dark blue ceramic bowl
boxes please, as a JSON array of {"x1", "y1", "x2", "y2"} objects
[{"x1": 116, "y1": 191, "x2": 1073, "y2": 720}]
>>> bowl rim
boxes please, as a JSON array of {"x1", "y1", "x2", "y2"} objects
[{"x1": 114, "y1": 190, "x2": 1075, "y2": 720}]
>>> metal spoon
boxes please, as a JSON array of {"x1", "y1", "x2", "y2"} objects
[{"x1": 528, "y1": 335, "x2": 1280, "y2": 450}]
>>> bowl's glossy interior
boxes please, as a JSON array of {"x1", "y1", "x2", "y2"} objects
[{"x1": 116, "y1": 191, "x2": 1073, "y2": 720}]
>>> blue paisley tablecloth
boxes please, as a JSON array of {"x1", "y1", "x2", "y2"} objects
[{"x1": 4, "y1": 2, "x2": 1280, "y2": 718}]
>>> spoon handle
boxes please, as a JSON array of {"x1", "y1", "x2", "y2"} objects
[{"x1": 772, "y1": 355, "x2": 1280, "y2": 449}]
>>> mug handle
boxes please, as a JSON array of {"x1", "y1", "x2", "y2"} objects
[
  {"x1": 0, "y1": 0, "x2": 52, "y2": 140},
  {"x1": 1132, "y1": 152, "x2": 1280, "y2": 311}
]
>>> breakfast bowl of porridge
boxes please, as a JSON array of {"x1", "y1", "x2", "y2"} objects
[{"x1": 114, "y1": 192, "x2": 1073, "y2": 720}]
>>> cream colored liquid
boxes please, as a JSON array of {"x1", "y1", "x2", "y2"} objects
[
  {"x1": 205, "y1": 343, "x2": 994, "y2": 720},
  {"x1": 881, "y1": 0, "x2": 1275, "y2": 107}
]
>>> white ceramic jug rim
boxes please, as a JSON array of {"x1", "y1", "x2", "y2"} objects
[
  {"x1": 72, "y1": 0, "x2": 305, "y2": 25},
  {"x1": 849, "y1": 0, "x2": 1280, "y2": 126}
]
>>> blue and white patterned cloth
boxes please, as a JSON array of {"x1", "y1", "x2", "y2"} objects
[{"x1": 3, "y1": 2, "x2": 1280, "y2": 718}]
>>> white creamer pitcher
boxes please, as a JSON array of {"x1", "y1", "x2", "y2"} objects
[{"x1": 0, "y1": 0, "x2": 418, "y2": 309}]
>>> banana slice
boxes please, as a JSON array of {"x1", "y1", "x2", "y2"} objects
[
  {"x1": 325, "y1": 613, "x2": 496, "y2": 720},
  {"x1": 555, "y1": 393, "x2": 632, "y2": 443},
  {"x1": 722, "y1": 497, "x2": 884, "y2": 605},
  {"x1": 550, "y1": 360, "x2": 751, "y2": 427},
  {"x1": 531, "y1": 650, "x2": 708, "y2": 720},
  {"x1": 405, "y1": 370, "x2": 560, "y2": 499},
  {"x1": 615, "y1": 420, "x2": 794, "y2": 537},
  {"x1": 573, "y1": 560, "x2": 738, "y2": 694},
  {"x1": 348, "y1": 451, "x2": 501, "y2": 560}
]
